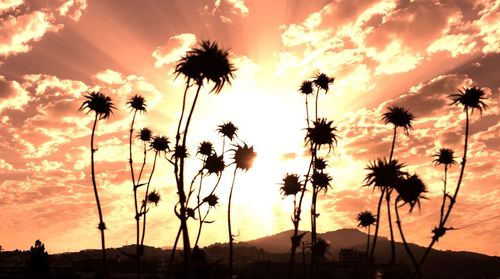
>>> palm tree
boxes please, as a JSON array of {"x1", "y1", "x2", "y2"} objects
[
  {"x1": 305, "y1": 118, "x2": 339, "y2": 153},
  {"x1": 126, "y1": 95, "x2": 147, "y2": 278},
  {"x1": 357, "y1": 210, "x2": 376, "y2": 256},
  {"x1": 417, "y1": 87, "x2": 487, "y2": 272},
  {"x1": 172, "y1": 40, "x2": 236, "y2": 267},
  {"x1": 228, "y1": 143, "x2": 256, "y2": 273},
  {"x1": 79, "y1": 91, "x2": 116, "y2": 275},
  {"x1": 379, "y1": 105, "x2": 414, "y2": 264},
  {"x1": 394, "y1": 174, "x2": 427, "y2": 276},
  {"x1": 433, "y1": 148, "x2": 457, "y2": 224},
  {"x1": 364, "y1": 158, "x2": 407, "y2": 260}
]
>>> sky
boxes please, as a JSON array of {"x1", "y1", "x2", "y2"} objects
[{"x1": 0, "y1": 0, "x2": 499, "y2": 257}]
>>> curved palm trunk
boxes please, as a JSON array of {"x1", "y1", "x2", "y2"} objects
[
  {"x1": 394, "y1": 199, "x2": 420, "y2": 276},
  {"x1": 140, "y1": 152, "x2": 159, "y2": 250},
  {"x1": 228, "y1": 168, "x2": 238, "y2": 273},
  {"x1": 195, "y1": 174, "x2": 205, "y2": 247},
  {"x1": 369, "y1": 187, "x2": 386, "y2": 260},
  {"x1": 90, "y1": 114, "x2": 108, "y2": 275},
  {"x1": 417, "y1": 107, "x2": 470, "y2": 273}
]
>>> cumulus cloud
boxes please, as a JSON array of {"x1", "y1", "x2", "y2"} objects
[
  {"x1": 0, "y1": 0, "x2": 87, "y2": 59},
  {"x1": 152, "y1": 33, "x2": 197, "y2": 69}
]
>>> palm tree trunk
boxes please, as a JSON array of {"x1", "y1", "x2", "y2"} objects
[
  {"x1": 228, "y1": 168, "x2": 238, "y2": 273},
  {"x1": 369, "y1": 187, "x2": 386, "y2": 260},
  {"x1": 90, "y1": 114, "x2": 107, "y2": 275},
  {"x1": 140, "y1": 152, "x2": 159, "y2": 250},
  {"x1": 195, "y1": 174, "x2": 204, "y2": 247},
  {"x1": 417, "y1": 107, "x2": 470, "y2": 272},
  {"x1": 394, "y1": 198, "x2": 420, "y2": 276}
]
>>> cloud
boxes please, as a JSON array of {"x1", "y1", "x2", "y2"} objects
[
  {"x1": 152, "y1": 33, "x2": 197, "y2": 69},
  {"x1": 0, "y1": 0, "x2": 87, "y2": 59}
]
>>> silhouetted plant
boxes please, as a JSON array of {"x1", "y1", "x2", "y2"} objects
[
  {"x1": 357, "y1": 210, "x2": 376, "y2": 256},
  {"x1": 139, "y1": 135, "x2": 169, "y2": 257},
  {"x1": 286, "y1": 74, "x2": 337, "y2": 276},
  {"x1": 126, "y1": 94, "x2": 148, "y2": 279},
  {"x1": 417, "y1": 87, "x2": 487, "y2": 273},
  {"x1": 227, "y1": 143, "x2": 256, "y2": 272},
  {"x1": 394, "y1": 174, "x2": 427, "y2": 276},
  {"x1": 170, "y1": 40, "x2": 236, "y2": 271},
  {"x1": 371, "y1": 105, "x2": 414, "y2": 264},
  {"x1": 432, "y1": 148, "x2": 457, "y2": 231},
  {"x1": 79, "y1": 91, "x2": 116, "y2": 274},
  {"x1": 311, "y1": 238, "x2": 330, "y2": 260},
  {"x1": 365, "y1": 158, "x2": 407, "y2": 261}
]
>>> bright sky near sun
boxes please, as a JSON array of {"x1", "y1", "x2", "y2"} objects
[{"x1": 0, "y1": 0, "x2": 499, "y2": 256}]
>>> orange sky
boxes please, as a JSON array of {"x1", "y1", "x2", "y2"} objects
[{"x1": 0, "y1": 0, "x2": 499, "y2": 257}]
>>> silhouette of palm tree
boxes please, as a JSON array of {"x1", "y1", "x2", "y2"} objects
[
  {"x1": 126, "y1": 95, "x2": 147, "y2": 279},
  {"x1": 299, "y1": 80, "x2": 314, "y2": 127},
  {"x1": 394, "y1": 174, "x2": 427, "y2": 276},
  {"x1": 228, "y1": 143, "x2": 256, "y2": 273},
  {"x1": 172, "y1": 40, "x2": 236, "y2": 270},
  {"x1": 79, "y1": 91, "x2": 115, "y2": 275},
  {"x1": 417, "y1": 87, "x2": 487, "y2": 273},
  {"x1": 357, "y1": 210, "x2": 376, "y2": 256},
  {"x1": 364, "y1": 158, "x2": 407, "y2": 261},
  {"x1": 280, "y1": 174, "x2": 302, "y2": 197},
  {"x1": 379, "y1": 105, "x2": 414, "y2": 264},
  {"x1": 217, "y1": 121, "x2": 238, "y2": 152},
  {"x1": 433, "y1": 148, "x2": 457, "y2": 224}
]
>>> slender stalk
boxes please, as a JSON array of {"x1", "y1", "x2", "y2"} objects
[
  {"x1": 305, "y1": 96, "x2": 310, "y2": 129},
  {"x1": 314, "y1": 87, "x2": 320, "y2": 121},
  {"x1": 90, "y1": 114, "x2": 107, "y2": 275},
  {"x1": 417, "y1": 107, "x2": 470, "y2": 272},
  {"x1": 395, "y1": 198, "x2": 420, "y2": 276},
  {"x1": 439, "y1": 164, "x2": 448, "y2": 224},
  {"x1": 386, "y1": 189, "x2": 396, "y2": 264},
  {"x1": 228, "y1": 168, "x2": 238, "y2": 273},
  {"x1": 195, "y1": 173, "x2": 204, "y2": 247},
  {"x1": 369, "y1": 187, "x2": 386, "y2": 260},
  {"x1": 366, "y1": 226, "x2": 371, "y2": 256},
  {"x1": 288, "y1": 151, "x2": 314, "y2": 275},
  {"x1": 176, "y1": 84, "x2": 202, "y2": 267},
  {"x1": 128, "y1": 111, "x2": 141, "y2": 279},
  {"x1": 166, "y1": 226, "x2": 182, "y2": 279},
  {"x1": 140, "y1": 152, "x2": 159, "y2": 250}
]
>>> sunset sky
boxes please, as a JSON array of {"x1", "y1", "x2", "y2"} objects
[{"x1": 0, "y1": 0, "x2": 499, "y2": 257}]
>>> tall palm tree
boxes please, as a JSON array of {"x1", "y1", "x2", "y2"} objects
[
  {"x1": 380, "y1": 105, "x2": 414, "y2": 264},
  {"x1": 364, "y1": 158, "x2": 407, "y2": 260},
  {"x1": 394, "y1": 174, "x2": 427, "y2": 276},
  {"x1": 126, "y1": 95, "x2": 147, "y2": 279},
  {"x1": 228, "y1": 143, "x2": 256, "y2": 273},
  {"x1": 417, "y1": 87, "x2": 487, "y2": 272},
  {"x1": 173, "y1": 40, "x2": 236, "y2": 267},
  {"x1": 357, "y1": 210, "x2": 376, "y2": 256},
  {"x1": 79, "y1": 91, "x2": 115, "y2": 275},
  {"x1": 433, "y1": 148, "x2": 457, "y2": 224}
]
